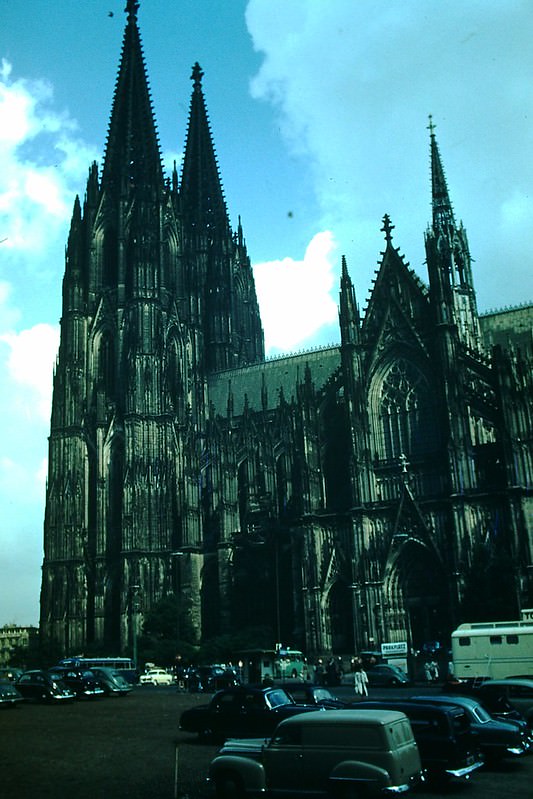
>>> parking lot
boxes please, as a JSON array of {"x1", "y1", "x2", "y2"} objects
[{"x1": 1, "y1": 685, "x2": 533, "y2": 799}]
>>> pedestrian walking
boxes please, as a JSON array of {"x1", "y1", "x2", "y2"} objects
[{"x1": 353, "y1": 663, "x2": 369, "y2": 696}]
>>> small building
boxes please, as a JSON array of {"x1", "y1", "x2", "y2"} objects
[{"x1": 0, "y1": 624, "x2": 38, "y2": 667}]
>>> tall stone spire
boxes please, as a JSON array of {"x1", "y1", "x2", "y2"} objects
[
  {"x1": 180, "y1": 62, "x2": 228, "y2": 233},
  {"x1": 102, "y1": 0, "x2": 163, "y2": 198},
  {"x1": 429, "y1": 114, "x2": 455, "y2": 233},
  {"x1": 339, "y1": 255, "x2": 360, "y2": 346},
  {"x1": 425, "y1": 116, "x2": 480, "y2": 348}
]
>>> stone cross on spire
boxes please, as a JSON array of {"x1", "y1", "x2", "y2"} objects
[
  {"x1": 381, "y1": 213, "x2": 395, "y2": 244},
  {"x1": 125, "y1": 0, "x2": 140, "y2": 22},
  {"x1": 191, "y1": 62, "x2": 204, "y2": 88}
]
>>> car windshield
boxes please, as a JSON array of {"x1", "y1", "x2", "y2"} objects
[
  {"x1": 313, "y1": 689, "x2": 333, "y2": 701},
  {"x1": 266, "y1": 689, "x2": 293, "y2": 708},
  {"x1": 470, "y1": 704, "x2": 492, "y2": 723}
]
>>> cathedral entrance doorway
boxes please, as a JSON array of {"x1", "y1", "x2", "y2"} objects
[{"x1": 384, "y1": 540, "x2": 449, "y2": 653}]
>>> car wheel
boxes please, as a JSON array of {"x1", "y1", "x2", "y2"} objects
[
  {"x1": 215, "y1": 772, "x2": 244, "y2": 799},
  {"x1": 329, "y1": 780, "x2": 361, "y2": 799}
]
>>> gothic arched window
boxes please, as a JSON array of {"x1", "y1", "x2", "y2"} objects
[
  {"x1": 97, "y1": 330, "x2": 115, "y2": 397},
  {"x1": 377, "y1": 359, "x2": 437, "y2": 460}
]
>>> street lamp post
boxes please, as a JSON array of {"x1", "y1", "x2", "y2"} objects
[
  {"x1": 130, "y1": 584, "x2": 141, "y2": 670},
  {"x1": 170, "y1": 551, "x2": 186, "y2": 645}
]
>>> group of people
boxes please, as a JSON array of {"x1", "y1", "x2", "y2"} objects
[
  {"x1": 313, "y1": 655, "x2": 370, "y2": 696},
  {"x1": 313, "y1": 657, "x2": 344, "y2": 686}
]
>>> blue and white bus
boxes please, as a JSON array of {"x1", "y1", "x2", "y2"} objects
[{"x1": 58, "y1": 656, "x2": 137, "y2": 682}]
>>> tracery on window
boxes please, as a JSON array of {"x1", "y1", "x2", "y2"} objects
[{"x1": 377, "y1": 359, "x2": 437, "y2": 460}]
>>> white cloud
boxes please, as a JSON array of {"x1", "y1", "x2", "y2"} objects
[
  {"x1": 254, "y1": 231, "x2": 339, "y2": 353},
  {"x1": 0, "y1": 323, "x2": 59, "y2": 421},
  {"x1": 0, "y1": 59, "x2": 97, "y2": 255}
]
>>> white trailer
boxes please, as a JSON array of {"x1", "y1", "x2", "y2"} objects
[{"x1": 451, "y1": 621, "x2": 533, "y2": 680}]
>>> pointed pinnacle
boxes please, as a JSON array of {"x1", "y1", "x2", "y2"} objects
[
  {"x1": 381, "y1": 214, "x2": 394, "y2": 243},
  {"x1": 191, "y1": 62, "x2": 204, "y2": 88},
  {"x1": 125, "y1": 1, "x2": 140, "y2": 22}
]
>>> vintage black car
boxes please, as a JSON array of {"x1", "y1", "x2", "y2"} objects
[
  {"x1": 445, "y1": 678, "x2": 533, "y2": 727},
  {"x1": 0, "y1": 680, "x2": 24, "y2": 707},
  {"x1": 15, "y1": 670, "x2": 76, "y2": 703},
  {"x1": 366, "y1": 663, "x2": 411, "y2": 687},
  {"x1": 287, "y1": 684, "x2": 348, "y2": 709},
  {"x1": 0, "y1": 667, "x2": 23, "y2": 682},
  {"x1": 47, "y1": 667, "x2": 105, "y2": 699},
  {"x1": 185, "y1": 665, "x2": 239, "y2": 693},
  {"x1": 360, "y1": 699, "x2": 483, "y2": 782},
  {"x1": 90, "y1": 667, "x2": 133, "y2": 697},
  {"x1": 180, "y1": 685, "x2": 318, "y2": 740},
  {"x1": 411, "y1": 694, "x2": 530, "y2": 761}
]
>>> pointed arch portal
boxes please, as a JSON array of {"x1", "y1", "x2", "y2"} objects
[{"x1": 385, "y1": 540, "x2": 449, "y2": 651}]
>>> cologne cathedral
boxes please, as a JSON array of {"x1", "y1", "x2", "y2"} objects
[{"x1": 40, "y1": 2, "x2": 533, "y2": 658}]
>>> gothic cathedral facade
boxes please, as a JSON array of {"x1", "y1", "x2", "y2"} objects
[{"x1": 40, "y1": 3, "x2": 533, "y2": 658}]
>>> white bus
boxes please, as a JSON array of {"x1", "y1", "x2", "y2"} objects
[{"x1": 451, "y1": 621, "x2": 533, "y2": 680}]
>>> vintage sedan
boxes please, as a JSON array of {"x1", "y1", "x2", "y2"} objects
[
  {"x1": 139, "y1": 668, "x2": 174, "y2": 686},
  {"x1": 180, "y1": 685, "x2": 318, "y2": 740},
  {"x1": 90, "y1": 667, "x2": 133, "y2": 696},
  {"x1": 15, "y1": 670, "x2": 76, "y2": 703},
  {"x1": 360, "y1": 699, "x2": 483, "y2": 782},
  {"x1": 447, "y1": 678, "x2": 533, "y2": 727},
  {"x1": 411, "y1": 694, "x2": 530, "y2": 761},
  {"x1": 208, "y1": 708, "x2": 423, "y2": 798},
  {"x1": 473, "y1": 679, "x2": 533, "y2": 727},
  {"x1": 287, "y1": 684, "x2": 348, "y2": 708},
  {"x1": 0, "y1": 680, "x2": 24, "y2": 707},
  {"x1": 47, "y1": 667, "x2": 105, "y2": 699},
  {"x1": 366, "y1": 663, "x2": 411, "y2": 687}
]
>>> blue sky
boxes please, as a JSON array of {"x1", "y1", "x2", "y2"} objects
[{"x1": 0, "y1": 0, "x2": 532, "y2": 626}]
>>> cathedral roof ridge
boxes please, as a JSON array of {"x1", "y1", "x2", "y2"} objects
[
  {"x1": 480, "y1": 300, "x2": 533, "y2": 317},
  {"x1": 209, "y1": 343, "x2": 341, "y2": 377},
  {"x1": 265, "y1": 342, "x2": 340, "y2": 361}
]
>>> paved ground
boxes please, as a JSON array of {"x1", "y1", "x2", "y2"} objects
[{"x1": 1, "y1": 685, "x2": 533, "y2": 799}]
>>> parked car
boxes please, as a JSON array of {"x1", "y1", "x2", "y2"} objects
[
  {"x1": 90, "y1": 667, "x2": 133, "y2": 696},
  {"x1": 180, "y1": 685, "x2": 319, "y2": 740},
  {"x1": 287, "y1": 684, "x2": 348, "y2": 709},
  {"x1": 472, "y1": 679, "x2": 533, "y2": 727},
  {"x1": 0, "y1": 680, "x2": 24, "y2": 707},
  {"x1": 0, "y1": 667, "x2": 23, "y2": 682},
  {"x1": 366, "y1": 663, "x2": 410, "y2": 687},
  {"x1": 185, "y1": 665, "x2": 239, "y2": 692},
  {"x1": 208, "y1": 708, "x2": 423, "y2": 798},
  {"x1": 360, "y1": 699, "x2": 483, "y2": 782},
  {"x1": 15, "y1": 670, "x2": 76, "y2": 703},
  {"x1": 446, "y1": 678, "x2": 533, "y2": 727},
  {"x1": 139, "y1": 668, "x2": 174, "y2": 686},
  {"x1": 411, "y1": 693, "x2": 531, "y2": 761},
  {"x1": 47, "y1": 667, "x2": 105, "y2": 699}
]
